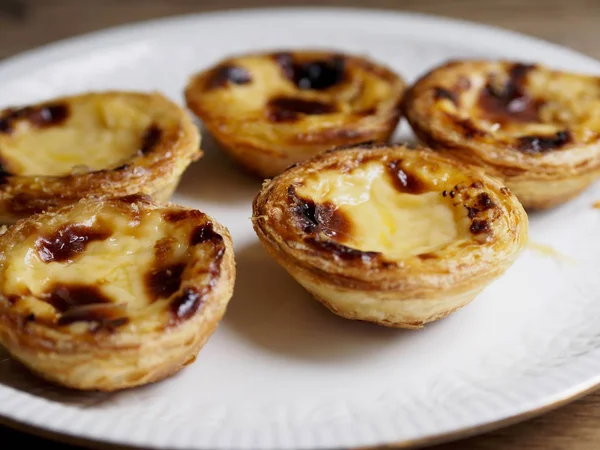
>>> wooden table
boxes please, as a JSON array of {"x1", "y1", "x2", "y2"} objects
[{"x1": 1, "y1": 1, "x2": 599, "y2": 449}]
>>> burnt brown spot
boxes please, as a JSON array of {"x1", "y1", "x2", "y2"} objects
[
  {"x1": 171, "y1": 288, "x2": 204, "y2": 322},
  {"x1": 162, "y1": 209, "x2": 203, "y2": 223},
  {"x1": 305, "y1": 237, "x2": 379, "y2": 262},
  {"x1": 417, "y1": 252, "x2": 438, "y2": 260},
  {"x1": 465, "y1": 206, "x2": 479, "y2": 219},
  {"x1": 267, "y1": 97, "x2": 336, "y2": 122},
  {"x1": 139, "y1": 124, "x2": 162, "y2": 155},
  {"x1": 274, "y1": 52, "x2": 346, "y2": 90},
  {"x1": 43, "y1": 284, "x2": 111, "y2": 312},
  {"x1": 206, "y1": 64, "x2": 252, "y2": 89},
  {"x1": 288, "y1": 186, "x2": 352, "y2": 239},
  {"x1": 25, "y1": 313, "x2": 36, "y2": 322},
  {"x1": 387, "y1": 160, "x2": 428, "y2": 194},
  {"x1": 476, "y1": 192, "x2": 495, "y2": 211},
  {"x1": 57, "y1": 304, "x2": 129, "y2": 330},
  {"x1": 154, "y1": 237, "x2": 177, "y2": 262},
  {"x1": 146, "y1": 263, "x2": 186, "y2": 300},
  {"x1": 478, "y1": 63, "x2": 540, "y2": 124},
  {"x1": 470, "y1": 219, "x2": 491, "y2": 234},
  {"x1": 0, "y1": 103, "x2": 69, "y2": 134},
  {"x1": 119, "y1": 193, "x2": 153, "y2": 204},
  {"x1": 190, "y1": 222, "x2": 224, "y2": 246},
  {"x1": 517, "y1": 130, "x2": 571, "y2": 153},
  {"x1": 41, "y1": 284, "x2": 128, "y2": 331},
  {"x1": 442, "y1": 190, "x2": 448, "y2": 197},
  {"x1": 471, "y1": 181, "x2": 483, "y2": 189},
  {"x1": 455, "y1": 117, "x2": 487, "y2": 139},
  {"x1": 0, "y1": 161, "x2": 12, "y2": 184},
  {"x1": 433, "y1": 87, "x2": 458, "y2": 105},
  {"x1": 35, "y1": 224, "x2": 112, "y2": 263}
]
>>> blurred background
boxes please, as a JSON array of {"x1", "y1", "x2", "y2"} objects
[{"x1": 0, "y1": 0, "x2": 599, "y2": 61}]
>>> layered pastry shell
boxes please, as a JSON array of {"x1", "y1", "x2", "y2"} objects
[
  {"x1": 403, "y1": 60, "x2": 600, "y2": 209},
  {"x1": 252, "y1": 143, "x2": 528, "y2": 328},
  {"x1": 185, "y1": 50, "x2": 405, "y2": 178},
  {"x1": 0, "y1": 195, "x2": 235, "y2": 391},
  {"x1": 0, "y1": 91, "x2": 201, "y2": 223}
]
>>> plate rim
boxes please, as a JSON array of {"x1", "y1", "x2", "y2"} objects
[{"x1": 1, "y1": 6, "x2": 600, "y2": 450}]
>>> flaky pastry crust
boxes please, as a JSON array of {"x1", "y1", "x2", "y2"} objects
[
  {"x1": 0, "y1": 195, "x2": 234, "y2": 391},
  {"x1": 0, "y1": 91, "x2": 201, "y2": 223},
  {"x1": 252, "y1": 143, "x2": 528, "y2": 328},
  {"x1": 185, "y1": 50, "x2": 404, "y2": 178},
  {"x1": 403, "y1": 60, "x2": 600, "y2": 209}
]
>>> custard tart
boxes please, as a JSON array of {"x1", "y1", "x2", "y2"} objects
[
  {"x1": 0, "y1": 195, "x2": 234, "y2": 391},
  {"x1": 185, "y1": 50, "x2": 405, "y2": 178},
  {"x1": 0, "y1": 91, "x2": 201, "y2": 223},
  {"x1": 252, "y1": 143, "x2": 527, "y2": 328},
  {"x1": 403, "y1": 60, "x2": 600, "y2": 209}
]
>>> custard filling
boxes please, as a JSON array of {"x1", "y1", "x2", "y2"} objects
[
  {"x1": 295, "y1": 161, "x2": 466, "y2": 260},
  {"x1": 1, "y1": 202, "x2": 219, "y2": 330},
  {"x1": 0, "y1": 96, "x2": 165, "y2": 177}
]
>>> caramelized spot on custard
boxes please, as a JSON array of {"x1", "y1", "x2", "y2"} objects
[
  {"x1": 387, "y1": 160, "x2": 428, "y2": 194},
  {"x1": 471, "y1": 181, "x2": 483, "y2": 189},
  {"x1": 146, "y1": 263, "x2": 186, "y2": 300},
  {"x1": 305, "y1": 237, "x2": 379, "y2": 261},
  {"x1": 274, "y1": 52, "x2": 346, "y2": 90},
  {"x1": 517, "y1": 130, "x2": 571, "y2": 153},
  {"x1": 206, "y1": 64, "x2": 252, "y2": 89},
  {"x1": 478, "y1": 63, "x2": 540, "y2": 124},
  {"x1": 267, "y1": 97, "x2": 336, "y2": 122},
  {"x1": 139, "y1": 124, "x2": 162, "y2": 155},
  {"x1": 42, "y1": 284, "x2": 111, "y2": 312},
  {"x1": 500, "y1": 187, "x2": 511, "y2": 195},
  {"x1": 162, "y1": 209, "x2": 203, "y2": 223},
  {"x1": 476, "y1": 192, "x2": 495, "y2": 210},
  {"x1": 170, "y1": 288, "x2": 204, "y2": 322},
  {"x1": 154, "y1": 237, "x2": 177, "y2": 262},
  {"x1": 455, "y1": 117, "x2": 487, "y2": 139},
  {"x1": 465, "y1": 206, "x2": 479, "y2": 219},
  {"x1": 417, "y1": 252, "x2": 438, "y2": 260},
  {"x1": 0, "y1": 103, "x2": 70, "y2": 134},
  {"x1": 470, "y1": 219, "x2": 491, "y2": 234},
  {"x1": 35, "y1": 224, "x2": 112, "y2": 263},
  {"x1": 288, "y1": 186, "x2": 353, "y2": 239},
  {"x1": 434, "y1": 87, "x2": 458, "y2": 105},
  {"x1": 190, "y1": 222, "x2": 223, "y2": 246},
  {"x1": 41, "y1": 284, "x2": 128, "y2": 331},
  {"x1": 57, "y1": 305, "x2": 129, "y2": 330},
  {"x1": 119, "y1": 193, "x2": 153, "y2": 204},
  {"x1": 0, "y1": 161, "x2": 12, "y2": 184},
  {"x1": 169, "y1": 245, "x2": 225, "y2": 325}
]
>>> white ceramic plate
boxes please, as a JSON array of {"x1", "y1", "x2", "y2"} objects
[{"x1": 1, "y1": 7, "x2": 600, "y2": 450}]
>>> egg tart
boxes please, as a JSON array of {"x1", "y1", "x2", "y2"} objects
[
  {"x1": 0, "y1": 91, "x2": 201, "y2": 223},
  {"x1": 0, "y1": 195, "x2": 234, "y2": 391},
  {"x1": 403, "y1": 60, "x2": 600, "y2": 209},
  {"x1": 252, "y1": 143, "x2": 527, "y2": 328},
  {"x1": 185, "y1": 50, "x2": 404, "y2": 178}
]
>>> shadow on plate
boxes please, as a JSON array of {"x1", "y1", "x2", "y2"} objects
[
  {"x1": 223, "y1": 242, "x2": 402, "y2": 361},
  {"x1": 0, "y1": 348, "x2": 116, "y2": 407},
  {"x1": 175, "y1": 130, "x2": 263, "y2": 205}
]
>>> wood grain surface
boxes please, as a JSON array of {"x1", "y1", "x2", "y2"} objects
[{"x1": 1, "y1": 1, "x2": 600, "y2": 449}]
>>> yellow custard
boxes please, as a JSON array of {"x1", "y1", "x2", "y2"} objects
[{"x1": 295, "y1": 161, "x2": 468, "y2": 260}]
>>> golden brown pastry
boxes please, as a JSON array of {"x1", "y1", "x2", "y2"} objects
[
  {"x1": 252, "y1": 143, "x2": 528, "y2": 328},
  {"x1": 0, "y1": 195, "x2": 234, "y2": 391},
  {"x1": 0, "y1": 91, "x2": 201, "y2": 223},
  {"x1": 185, "y1": 50, "x2": 404, "y2": 178},
  {"x1": 403, "y1": 60, "x2": 600, "y2": 209}
]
